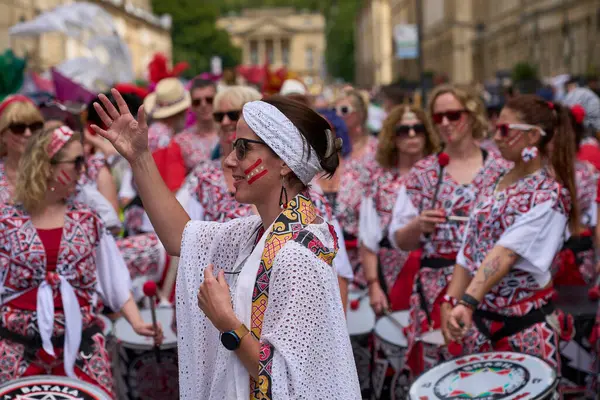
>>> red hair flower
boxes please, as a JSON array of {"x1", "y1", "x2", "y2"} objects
[
  {"x1": 571, "y1": 104, "x2": 586, "y2": 125},
  {"x1": 437, "y1": 152, "x2": 450, "y2": 167},
  {"x1": 547, "y1": 101, "x2": 554, "y2": 110}
]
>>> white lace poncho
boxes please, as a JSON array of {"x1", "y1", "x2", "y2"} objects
[{"x1": 176, "y1": 215, "x2": 360, "y2": 399}]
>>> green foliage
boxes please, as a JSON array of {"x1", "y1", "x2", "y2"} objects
[
  {"x1": 511, "y1": 62, "x2": 538, "y2": 82},
  {"x1": 151, "y1": 0, "x2": 242, "y2": 78}
]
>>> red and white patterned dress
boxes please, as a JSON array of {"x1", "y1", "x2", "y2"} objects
[
  {"x1": 552, "y1": 160, "x2": 598, "y2": 285},
  {"x1": 357, "y1": 162, "x2": 409, "y2": 292},
  {"x1": 388, "y1": 150, "x2": 508, "y2": 376},
  {"x1": 336, "y1": 136, "x2": 378, "y2": 273},
  {"x1": 147, "y1": 121, "x2": 173, "y2": 152},
  {"x1": 173, "y1": 127, "x2": 219, "y2": 172},
  {"x1": 80, "y1": 153, "x2": 107, "y2": 186},
  {"x1": 457, "y1": 167, "x2": 570, "y2": 371},
  {"x1": 0, "y1": 202, "x2": 132, "y2": 397},
  {"x1": 0, "y1": 161, "x2": 12, "y2": 203}
]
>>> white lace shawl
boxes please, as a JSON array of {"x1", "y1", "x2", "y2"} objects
[{"x1": 176, "y1": 215, "x2": 361, "y2": 399}]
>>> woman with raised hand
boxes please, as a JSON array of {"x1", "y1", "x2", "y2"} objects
[
  {"x1": 444, "y1": 96, "x2": 577, "y2": 374},
  {"x1": 92, "y1": 90, "x2": 360, "y2": 399},
  {"x1": 0, "y1": 125, "x2": 162, "y2": 398}
]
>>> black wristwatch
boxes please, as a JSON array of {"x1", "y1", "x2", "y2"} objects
[
  {"x1": 460, "y1": 294, "x2": 480, "y2": 311},
  {"x1": 220, "y1": 324, "x2": 250, "y2": 351}
]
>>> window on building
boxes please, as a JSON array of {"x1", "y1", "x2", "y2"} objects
[
  {"x1": 250, "y1": 40, "x2": 258, "y2": 65},
  {"x1": 266, "y1": 39, "x2": 274, "y2": 64},
  {"x1": 282, "y1": 39, "x2": 290, "y2": 66},
  {"x1": 306, "y1": 46, "x2": 314, "y2": 70}
]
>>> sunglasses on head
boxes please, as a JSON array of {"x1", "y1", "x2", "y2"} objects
[
  {"x1": 432, "y1": 110, "x2": 466, "y2": 124},
  {"x1": 335, "y1": 105, "x2": 354, "y2": 116},
  {"x1": 213, "y1": 110, "x2": 241, "y2": 123},
  {"x1": 8, "y1": 121, "x2": 44, "y2": 135},
  {"x1": 395, "y1": 124, "x2": 426, "y2": 136},
  {"x1": 51, "y1": 155, "x2": 86, "y2": 171},
  {"x1": 233, "y1": 138, "x2": 268, "y2": 160},
  {"x1": 192, "y1": 97, "x2": 214, "y2": 107},
  {"x1": 495, "y1": 123, "x2": 546, "y2": 138}
]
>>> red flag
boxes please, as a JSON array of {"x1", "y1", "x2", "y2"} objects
[{"x1": 152, "y1": 141, "x2": 186, "y2": 192}]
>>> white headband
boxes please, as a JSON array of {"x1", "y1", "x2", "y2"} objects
[{"x1": 243, "y1": 100, "x2": 322, "y2": 185}]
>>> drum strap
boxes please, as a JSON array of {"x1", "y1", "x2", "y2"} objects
[
  {"x1": 420, "y1": 257, "x2": 455, "y2": 270},
  {"x1": 562, "y1": 235, "x2": 593, "y2": 262},
  {"x1": 473, "y1": 302, "x2": 555, "y2": 343},
  {"x1": 415, "y1": 275, "x2": 433, "y2": 328},
  {"x1": 0, "y1": 323, "x2": 102, "y2": 357}
]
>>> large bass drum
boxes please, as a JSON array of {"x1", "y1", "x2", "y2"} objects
[
  {"x1": 409, "y1": 351, "x2": 559, "y2": 399},
  {"x1": 0, "y1": 375, "x2": 110, "y2": 399}
]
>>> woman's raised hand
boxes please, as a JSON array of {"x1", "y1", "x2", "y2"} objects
[{"x1": 91, "y1": 88, "x2": 149, "y2": 164}]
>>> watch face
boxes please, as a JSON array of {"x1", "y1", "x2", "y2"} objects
[{"x1": 221, "y1": 332, "x2": 239, "y2": 350}]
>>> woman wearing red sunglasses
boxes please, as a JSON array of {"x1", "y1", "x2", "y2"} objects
[
  {"x1": 387, "y1": 84, "x2": 509, "y2": 379},
  {"x1": 444, "y1": 96, "x2": 578, "y2": 383},
  {"x1": 0, "y1": 95, "x2": 44, "y2": 203}
]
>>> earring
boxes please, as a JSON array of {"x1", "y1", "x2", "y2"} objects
[
  {"x1": 50, "y1": 186, "x2": 56, "y2": 192},
  {"x1": 279, "y1": 176, "x2": 288, "y2": 209},
  {"x1": 521, "y1": 146, "x2": 538, "y2": 162}
]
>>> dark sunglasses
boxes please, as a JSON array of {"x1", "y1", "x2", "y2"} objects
[
  {"x1": 432, "y1": 110, "x2": 466, "y2": 124},
  {"x1": 396, "y1": 124, "x2": 426, "y2": 136},
  {"x1": 51, "y1": 155, "x2": 86, "y2": 171},
  {"x1": 8, "y1": 121, "x2": 44, "y2": 135},
  {"x1": 213, "y1": 110, "x2": 241, "y2": 123},
  {"x1": 233, "y1": 138, "x2": 268, "y2": 160},
  {"x1": 192, "y1": 97, "x2": 214, "y2": 107}
]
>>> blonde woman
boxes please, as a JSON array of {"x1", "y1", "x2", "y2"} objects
[
  {"x1": 387, "y1": 84, "x2": 509, "y2": 378},
  {"x1": 0, "y1": 95, "x2": 44, "y2": 202},
  {"x1": 360, "y1": 105, "x2": 438, "y2": 315},
  {"x1": 0, "y1": 126, "x2": 162, "y2": 397}
]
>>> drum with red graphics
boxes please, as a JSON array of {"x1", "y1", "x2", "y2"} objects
[
  {"x1": 409, "y1": 351, "x2": 558, "y2": 400},
  {"x1": 0, "y1": 376, "x2": 110, "y2": 400}
]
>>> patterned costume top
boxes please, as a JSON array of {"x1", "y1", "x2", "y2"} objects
[
  {"x1": 358, "y1": 161, "x2": 408, "y2": 289},
  {"x1": 176, "y1": 193, "x2": 360, "y2": 399},
  {"x1": 0, "y1": 161, "x2": 12, "y2": 203},
  {"x1": 173, "y1": 127, "x2": 219, "y2": 172},
  {"x1": 0, "y1": 201, "x2": 131, "y2": 376},
  {"x1": 457, "y1": 168, "x2": 570, "y2": 316},
  {"x1": 79, "y1": 153, "x2": 106, "y2": 187},
  {"x1": 389, "y1": 150, "x2": 509, "y2": 258},
  {"x1": 575, "y1": 160, "x2": 598, "y2": 227},
  {"x1": 336, "y1": 136, "x2": 379, "y2": 239},
  {"x1": 147, "y1": 121, "x2": 173, "y2": 152}
]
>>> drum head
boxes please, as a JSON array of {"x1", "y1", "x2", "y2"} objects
[
  {"x1": 0, "y1": 375, "x2": 110, "y2": 399},
  {"x1": 421, "y1": 329, "x2": 444, "y2": 346},
  {"x1": 374, "y1": 312, "x2": 409, "y2": 347},
  {"x1": 346, "y1": 291, "x2": 376, "y2": 336},
  {"x1": 409, "y1": 351, "x2": 558, "y2": 400},
  {"x1": 115, "y1": 306, "x2": 177, "y2": 350}
]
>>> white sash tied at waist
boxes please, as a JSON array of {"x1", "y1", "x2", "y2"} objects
[{"x1": 36, "y1": 275, "x2": 82, "y2": 378}]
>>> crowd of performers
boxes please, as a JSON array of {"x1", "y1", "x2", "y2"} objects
[{"x1": 0, "y1": 74, "x2": 600, "y2": 399}]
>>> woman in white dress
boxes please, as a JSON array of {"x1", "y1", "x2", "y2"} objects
[{"x1": 91, "y1": 90, "x2": 361, "y2": 399}]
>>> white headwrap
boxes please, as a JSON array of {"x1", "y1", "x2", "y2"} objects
[{"x1": 243, "y1": 100, "x2": 322, "y2": 185}]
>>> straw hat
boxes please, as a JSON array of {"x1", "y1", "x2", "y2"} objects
[{"x1": 143, "y1": 78, "x2": 191, "y2": 119}]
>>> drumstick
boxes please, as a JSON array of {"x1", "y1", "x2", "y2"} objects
[
  {"x1": 143, "y1": 281, "x2": 162, "y2": 364},
  {"x1": 382, "y1": 309, "x2": 406, "y2": 332},
  {"x1": 446, "y1": 215, "x2": 469, "y2": 222}
]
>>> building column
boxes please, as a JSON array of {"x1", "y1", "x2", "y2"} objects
[
  {"x1": 274, "y1": 37, "x2": 282, "y2": 66},
  {"x1": 243, "y1": 40, "x2": 251, "y2": 65},
  {"x1": 258, "y1": 39, "x2": 266, "y2": 65}
]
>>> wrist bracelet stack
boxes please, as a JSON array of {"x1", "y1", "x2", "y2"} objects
[
  {"x1": 459, "y1": 294, "x2": 479, "y2": 311},
  {"x1": 442, "y1": 294, "x2": 458, "y2": 307}
]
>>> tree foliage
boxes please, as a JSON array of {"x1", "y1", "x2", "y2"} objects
[{"x1": 151, "y1": 0, "x2": 242, "y2": 78}]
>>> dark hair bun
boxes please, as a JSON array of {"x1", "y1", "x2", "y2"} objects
[{"x1": 263, "y1": 95, "x2": 340, "y2": 179}]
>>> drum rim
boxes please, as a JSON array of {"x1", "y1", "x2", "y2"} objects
[
  {"x1": 373, "y1": 312, "x2": 409, "y2": 348},
  {"x1": 418, "y1": 329, "x2": 445, "y2": 346},
  {"x1": 346, "y1": 293, "x2": 376, "y2": 336},
  {"x1": 0, "y1": 375, "x2": 110, "y2": 398},
  {"x1": 408, "y1": 350, "x2": 559, "y2": 399}
]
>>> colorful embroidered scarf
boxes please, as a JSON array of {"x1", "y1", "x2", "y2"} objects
[{"x1": 249, "y1": 191, "x2": 338, "y2": 399}]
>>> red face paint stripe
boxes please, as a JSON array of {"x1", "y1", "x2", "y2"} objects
[
  {"x1": 60, "y1": 170, "x2": 70, "y2": 182},
  {"x1": 56, "y1": 175, "x2": 66, "y2": 185},
  {"x1": 247, "y1": 169, "x2": 268, "y2": 185},
  {"x1": 244, "y1": 159, "x2": 263, "y2": 175}
]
